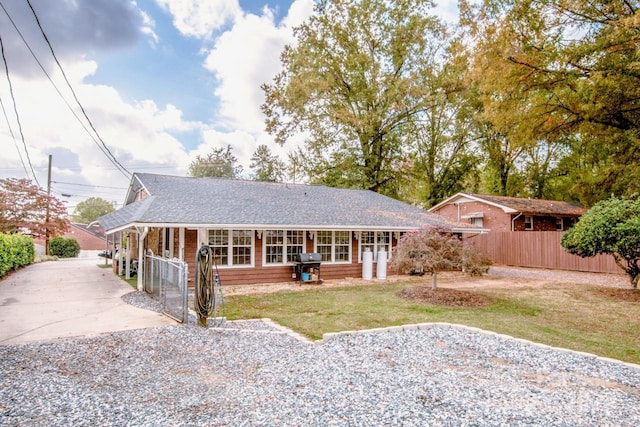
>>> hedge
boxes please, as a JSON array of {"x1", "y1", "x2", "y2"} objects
[
  {"x1": 49, "y1": 237, "x2": 80, "y2": 258},
  {"x1": 0, "y1": 233, "x2": 35, "y2": 277}
]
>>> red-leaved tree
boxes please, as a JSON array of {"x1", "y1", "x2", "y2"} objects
[
  {"x1": 0, "y1": 178, "x2": 69, "y2": 238},
  {"x1": 391, "y1": 225, "x2": 491, "y2": 289}
]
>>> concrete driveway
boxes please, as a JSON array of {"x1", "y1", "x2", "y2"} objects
[{"x1": 0, "y1": 257, "x2": 174, "y2": 345}]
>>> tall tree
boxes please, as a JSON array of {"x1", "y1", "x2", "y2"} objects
[
  {"x1": 400, "y1": 40, "x2": 482, "y2": 207},
  {"x1": 188, "y1": 145, "x2": 243, "y2": 179},
  {"x1": 249, "y1": 145, "x2": 287, "y2": 182},
  {"x1": 0, "y1": 178, "x2": 69, "y2": 237},
  {"x1": 461, "y1": 0, "x2": 640, "y2": 204},
  {"x1": 72, "y1": 197, "x2": 115, "y2": 224},
  {"x1": 262, "y1": 0, "x2": 447, "y2": 195}
]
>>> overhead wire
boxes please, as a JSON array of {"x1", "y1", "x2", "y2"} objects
[
  {"x1": 51, "y1": 181, "x2": 127, "y2": 190},
  {"x1": 24, "y1": 0, "x2": 131, "y2": 179},
  {"x1": 0, "y1": 33, "x2": 40, "y2": 187},
  {"x1": 0, "y1": 86, "x2": 29, "y2": 180},
  {"x1": 0, "y1": 0, "x2": 131, "y2": 179}
]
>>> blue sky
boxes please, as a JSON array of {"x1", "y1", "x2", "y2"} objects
[{"x1": 0, "y1": 0, "x2": 458, "y2": 211}]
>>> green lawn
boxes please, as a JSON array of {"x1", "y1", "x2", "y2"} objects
[{"x1": 223, "y1": 280, "x2": 640, "y2": 364}]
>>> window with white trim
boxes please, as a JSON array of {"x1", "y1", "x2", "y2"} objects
[
  {"x1": 207, "y1": 229, "x2": 253, "y2": 267},
  {"x1": 264, "y1": 230, "x2": 305, "y2": 265},
  {"x1": 359, "y1": 231, "x2": 391, "y2": 261},
  {"x1": 556, "y1": 218, "x2": 564, "y2": 231},
  {"x1": 286, "y1": 230, "x2": 304, "y2": 263},
  {"x1": 208, "y1": 229, "x2": 229, "y2": 265},
  {"x1": 232, "y1": 230, "x2": 252, "y2": 265},
  {"x1": 315, "y1": 230, "x2": 351, "y2": 263},
  {"x1": 524, "y1": 216, "x2": 533, "y2": 230}
]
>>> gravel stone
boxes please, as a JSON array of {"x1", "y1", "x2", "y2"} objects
[{"x1": 1, "y1": 290, "x2": 639, "y2": 426}]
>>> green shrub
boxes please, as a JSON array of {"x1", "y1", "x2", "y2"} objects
[
  {"x1": 0, "y1": 233, "x2": 35, "y2": 277},
  {"x1": 49, "y1": 237, "x2": 80, "y2": 258}
]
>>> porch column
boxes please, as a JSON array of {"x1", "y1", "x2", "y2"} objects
[
  {"x1": 118, "y1": 233, "x2": 124, "y2": 276},
  {"x1": 136, "y1": 227, "x2": 149, "y2": 292},
  {"x1": 178, "y1": 227, "x2": 185, "y2": 261},
  {"x1": 125, "y1": 233, "x2": 131, "y2": 280}
]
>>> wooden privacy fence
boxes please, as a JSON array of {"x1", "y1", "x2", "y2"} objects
[{"x1": 466, "y1": 231, "x2": 623, "y2": 275}]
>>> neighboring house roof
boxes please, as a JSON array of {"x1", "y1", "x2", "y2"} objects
[
  {"x1": 98, "y1": 173, "x2": 479, "y2": 234},
  {"x1": 429, "y1": 192, "x2": 588, "y2": 216},
  {"x1": 70, "y1": 223, "x2": 106, "y2": 240}
]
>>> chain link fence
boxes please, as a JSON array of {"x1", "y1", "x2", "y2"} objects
[{"x1": 143, "y1": 254, "x2": 188, "y2": 323}]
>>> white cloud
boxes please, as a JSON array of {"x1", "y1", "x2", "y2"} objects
[
  {"x1": 0, "y1": 59, "x2": 196, "y2": 204},
  {"x1": 201, "y1": 0, "x2": 314, "y2": 163},
  {"x1": 155, "y1": 0, "x2": 242, "y2": 39}
]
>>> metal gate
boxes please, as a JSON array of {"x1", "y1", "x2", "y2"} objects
[{"x1": 143, "y1": 254, "x2": 188, "y2": 323}]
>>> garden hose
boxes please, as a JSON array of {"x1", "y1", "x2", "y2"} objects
[{"x1": 194, "y1": 245, "x2": 224, "y2": 327}]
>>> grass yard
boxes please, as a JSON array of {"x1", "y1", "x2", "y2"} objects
[{"x1": 223, "y1": 278, "x2": 640, "y2": 364}]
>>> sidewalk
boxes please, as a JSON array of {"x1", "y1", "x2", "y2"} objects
[{"x1": 0, "y1": 257, "x2": 174, "y2": 345}]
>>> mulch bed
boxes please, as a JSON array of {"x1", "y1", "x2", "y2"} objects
[
  {"x1": 590, "y1": 287, "x2": 640, "y2": 302},
  {"x1": 397, "y1": 286, "x2": 494, "y2": 308}
]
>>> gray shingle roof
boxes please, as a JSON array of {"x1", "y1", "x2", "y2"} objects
[
  {"x1": 467, "y1": 194, "x2": 587, "y2": 216},
  {"x1": 97, "y1": 173, "x2": 472, "y2": 233}
]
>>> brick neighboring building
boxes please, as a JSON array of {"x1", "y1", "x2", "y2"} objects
[
  {"x1": 35, "y1": 223, "x2": 108, "y2": 251},
  {"x1": 429, "y1": 193, "x2": 587, "y2": 232}
]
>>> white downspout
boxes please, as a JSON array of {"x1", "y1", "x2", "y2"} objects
[
  {"x1": 512, "y1": 213, "x2": 523, "y2": 232},
  {"x1": 136, "y1": 227, "x2": 149, "y2": 291}
]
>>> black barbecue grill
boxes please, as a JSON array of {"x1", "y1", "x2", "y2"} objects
[{"x1": 293, "y1": 253, "x2": 322, "y2": 285}]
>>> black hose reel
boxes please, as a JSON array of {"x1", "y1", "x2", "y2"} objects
[{"x1": 194, "y1": 245, "x2": 224, "y2": 327}]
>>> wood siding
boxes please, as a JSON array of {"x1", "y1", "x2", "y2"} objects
[
  {"x1": 466, "y1": 231, "x2": 623, "y2": 274},
  {"x1": 169, "y1": 229, "x2": 393, "y2": 287}
]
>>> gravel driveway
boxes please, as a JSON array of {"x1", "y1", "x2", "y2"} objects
[{"x1": 1, "y1": 269, "x2": 639, "y2": 426}]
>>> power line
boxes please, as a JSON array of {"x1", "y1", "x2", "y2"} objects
[
  {"x1": 0, "y1": 0, "x2": 131, "y2": 180},
  {"x1": 51, "y1": 181, "x2": 127, "y2": 190},
  {"x1": 25, "y1": 0, "x2": 131, "y2": 179},
  {"x1": 0, "y1": 90, "x2": 29, "y2": 179},
  {"x1": 0, "y1": 33, "x2": 40, "y2": 187}
]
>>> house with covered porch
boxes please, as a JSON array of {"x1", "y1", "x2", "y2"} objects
[{"x1": 97, "y1": 173, "x2": 479, "y2": 289}]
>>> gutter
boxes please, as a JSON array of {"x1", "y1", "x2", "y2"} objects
[{"x1": 511, "y1": 213, "x2": 523, "y2": 232}]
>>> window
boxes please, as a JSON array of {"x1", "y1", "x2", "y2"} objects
[
  {"x1": 264, "y1": 230, "x2": 284, "y2": 264},
  {"x1": 556, "y1": 218, "x2": 564, "y2": 231},
  {"x1": 315, "y1": 230, "x2": 351, "y2": 263},
  {"x1": 286, "y1": 230, "x2": 304, "y2": 263},
  {"x1": 263, "y1": 230, "x2": 305, "y2": 265},
  {"x1": 232, "y1": 230, "x2": 252, "y2": 265},
  {"x1": 524, "y1": 216, "x2": 533, "y2": 230},
  {"x1": 207, "y1": 229, "x2": 253, "y2": 267},
  {"x1": 208, "y1": 229, "x2": 229, "y2": 265},
  {"x1": 472, "y1": 217, "x2": 484, "y2": 228},
  {"x1": 359, "y1": 231, "x2": 391, "y2": 261}
]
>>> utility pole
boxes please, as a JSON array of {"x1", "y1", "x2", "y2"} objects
[{"x1": 45, "y1": 154, "x2": 52, "y2": 255}]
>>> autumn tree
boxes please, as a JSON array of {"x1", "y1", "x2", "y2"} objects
[
  {"x1": 0, "y1": 177, "x2": 69, "y2": 237},
  {"x1": 72, "y1": 197, "x2": 114, "y2": 224},
  {"x1": 461, "y1": 0, "x2": 640, "y2": 204},
  {"x1": 562, "y1": 197, "x2": 640, "y2": 289},
  {"x1": 249, "y1": 145, "x2": 286, "y2": 182},
  {"x1": 262, "y1": 0, "x2": 448, "y2": 196},
  {"x1": 390, "y1": 225, "x2": 490, "y2": 289},
  {"x1": 188, "y1": 145, "x2": 243, "y2": 178}
]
